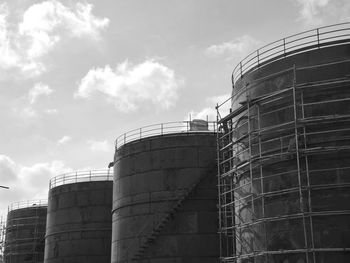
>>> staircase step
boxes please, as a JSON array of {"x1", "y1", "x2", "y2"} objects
[{"x1": 131, "y1": 175, "x2": 207, "y2": 261}]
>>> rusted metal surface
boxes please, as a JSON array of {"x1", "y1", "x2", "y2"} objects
[
  {"x1": 4, "y1": 204, "x2": 47, "y2": 263},
  {"x1": 112, "y1": 133, "x2": 219, "y2": 263},
  {"x1": 44, "y1": 176, "x2": 113, "y2": 263},
  {"x1": 217, "y1": 40, "x2": 350, "y2": 262}
]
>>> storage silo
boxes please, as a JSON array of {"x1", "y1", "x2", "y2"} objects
[
  {"x1": 112, "y1": 121, "x2": 219, "y2": 263},
  {"x1": 44, "y1": 170, "x2": 113, "y2": 263},
  {"x1": 217, "y1": 23, "x2": 350, "y2": 262},
  {"x1": 4, "y1": 200, "x2": 47, "y2": 263}
]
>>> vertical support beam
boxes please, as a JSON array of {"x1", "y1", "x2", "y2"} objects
[
  {"x1": 247, "y1": 93, "x2": 254, "y2": 211},
  {"x1": 292, "y1": 65, "x2": 309, "y2": 263},
  {"x1": 230, "y1": 177, "x2": 235, "y2": 257},
  {"x1": 216, "y1": 110, "x2": 223, "y2": 261},
  {"x1": 230, "y1": 118, "x2": 236, "y2": 261},
  {"x1": 301, "y1": 88, "x2": 316, "y2": 263},
  {"x1": 247, "y1": 89, "x2": 256, "y2": 259},
  {"x1": 257, "y1": 105, "x2": 268, "y2": 261}
]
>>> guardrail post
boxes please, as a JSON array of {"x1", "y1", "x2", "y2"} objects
[
  {"x1": 89, "y1": 171, "x2": 92, "y2": 181},
  {"x1": 124, "y1": 133, "x2": 126, "y2": 145},
  {"x1": 283, "y1": 38, "x2": 286, "y2": 56},
  {"x1": 257, "y1": 50, "x2": 260, "y2": 67},
  {"x1": 317, "y1": 28, "x2": 320, "y2": 47},
  {"x1": 161, "y1": 123, "x2": 163, "y2": 135}
]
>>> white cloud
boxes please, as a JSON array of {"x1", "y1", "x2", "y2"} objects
[
  {"x1": 186, "y1": 93, "x2": 231, "y2": 121},
  {"x1": 0, "y1": 4, "x2": 20, "y2": 69},
  {"x1": 12, "y1": 83, "x2": 53, "y2": 119},
  {"x1": 296, "y1": 0, "x2": 350, "y2": 26},
  {"x1": 205, "y1": 35, "x2": 261, "y2": 61},
  {"x1": 88, "y1": 139, "x2": 111, "y2": 152},
  {"x1": 296, "y1": 0, "x2": 329, "y2": 26},
  {"x1": 19, "y1": 160, "x2": 70, "y2": 191},
  {"x1": 207, "y1": 94, "x2": 231, "y2": 106},
  {"x1": 0, "y1": 155, "x2": 72, "y2": 217},
  {"x1": 19, "y1": 106, "x2": 38, "y2": 118},
  {"x1": 45, "y1": 108, "x2": 58, "y2": 114},
  {"x1": 19, "y1": 0, "x2": 109, "y2": 59},
  {"x1": 187, "y1": 107, "x2": 216, "y2": 121},
  {"x1": 57, "y1": 135, "x2": 71, "y2": 145},
  {"x1": 21, "y1": 61, "x2": 47, "y2": 77},
  {"x1": 12, "y1": 83, "x2": 56, "y2": 119},
  {"x1": 76, "y1": 60, "x2": 183, "y2": 112},
  {"x1": 0, "y1": 155, "x2": 17, "y2": 184},
  {"x1": 28, "y1": 82, "x2": 53, "y2": 104},
  {"x1": 0, "y1": 1, "x2": 109, "y2": 77}
]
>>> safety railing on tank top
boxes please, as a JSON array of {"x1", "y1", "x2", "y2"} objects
[
  {"x1": 231, "y1": 22, "x2": 350, "y2": 84},
  {"x1": 8, "y1": 200, "x2": 48, "y2": 212},
  {"x1": 49, "y1": 170, "x2": 113, "y2": 189},
  {"x1": 115, "y1": 120, "x2": 217, "y2": 150}
]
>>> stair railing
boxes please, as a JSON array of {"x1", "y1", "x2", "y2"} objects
[{"x1": 130, "y1": 164, "x2": 217, "y2": 261}]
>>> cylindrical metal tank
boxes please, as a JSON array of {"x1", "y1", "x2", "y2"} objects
[
  {"x1": 217, "y1": 23, "x2": 350, "y2": 262},
  {"x1": 112, "y1": 121, "x2": 219, "y2": 263},
  {"x1": 4, "y1": 200, "x2": 47, "y2": 263},
  {"x1": 44, "y1": 170, "x2": 113, "y2": 263}
]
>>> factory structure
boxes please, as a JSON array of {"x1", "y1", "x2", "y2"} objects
[
  {"x1": 1, "y1": 22, "x2": 349, "y2": 262},
  {"x1": 216, "y1": 23, "x2": 350, "y2": 262},
  {"x1": 3, "y1": 200, "x2": 47, "y2": 263},
  {"x1": 44, "y1": 170, "x2": 113, "y2": 262},
  {"x1": 112, "y1": 121, "x2": 219, "y2": 262}
]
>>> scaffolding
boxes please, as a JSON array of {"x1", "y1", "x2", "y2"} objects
[
  {"x1": 217, "y1": 59, "x2": 350, "y2": 262},
  {"x1": 0, "y1": 217, "x2": 5, "y2": 262},
  {"x1": 4, "y1": 202, "x2": 47, "y2": 263}
]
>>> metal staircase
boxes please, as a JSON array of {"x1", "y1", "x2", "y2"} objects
[{"x1": 131, "y1": 165, "x2": 216, "y2": 261}]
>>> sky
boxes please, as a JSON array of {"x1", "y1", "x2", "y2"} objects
[{"x1": 0, "y1": 0, "x2": 349, "y2": 218}]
